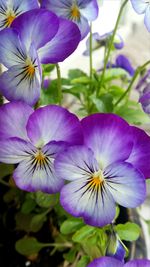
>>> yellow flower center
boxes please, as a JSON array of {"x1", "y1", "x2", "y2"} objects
[
  {"x1": 88, "y1": 170, "x2": 104, "y2": 189},
  {"x1": 71, "y1": 4, "x2": 80, "y2": 20},
  {"x1": 35, "y1": 150, "x2": 46, "y2": 165},
  {"x1": 6, "y1": 14, "x2": 16, "y2": 27},
  {"x1": 25, "y1": 59, "x2": 36, "y2": 78}
]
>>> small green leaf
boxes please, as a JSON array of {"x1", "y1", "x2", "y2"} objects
[
  {"x1": 72, "y1": 225, "x2": 95, "y2": 243},
  {"x1": 42, "y1": 64, "x2": 55, "y2": 73},
  {"x1": 76, "y1": 255, "x2": 90, "y2": 267},
  {"x1": 21, "y1": 198, "x2": 36, "y2": 214},
  {"x1": 15, "y1": 237, "x2": 46, "y2": 256},
  {"x1": 68, "y1": 69, "x2": 87, "y2": 79},
  {"x1": 35, "y1": 191, "x2": 58, "y2": 208},
  {"x1": 30, "y1": 213, "x2": 47, "y2": 232},
  {"x1": 60, "y1": 217, "x2": 84, "y2": 235},
  {"x1": 115, "y1": 222, "x2": 141, "y2": 241},
  {"x1": 63, "y1": 247, "x2": 78, "y2": 263},
  {"x1": 71, "y1": 76, "x2": 90, "y2": 85}
]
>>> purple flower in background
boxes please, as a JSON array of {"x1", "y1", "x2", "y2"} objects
[
  {"x1": 41, "y1": 0, "x2": 99, "y2": 39},
  {"x1": 55, "y1": 113, "x2": 150, "y2": 227},
  {"x1": 83, "y1": 32, "x2": 124, "y2": 56},
  {"x1": 136, "y1": 70, "x2": 150, "y2": 114},
  {"x1": 87, "y1": 256, "x2": 150, "y2": 267},
  {"x1": 107, "y1": 55, "x2": 135, "y2": 77},
  {"x1": 0, "y1": 102, "x2": 83, "y2": 193},
  {"x1": 0, "y1": 0, "x2": 39, "y2": 29},
  {"x1": 0, "y1": 9, "x2": 81, "y2": 105},
  {"x1": 130, "y1": 0, "x2": 150, "y2": 32}
]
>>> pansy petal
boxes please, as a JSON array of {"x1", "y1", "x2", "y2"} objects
[
  {"x1": 87, "y1": 256, "x2": 123, "y2": 267},
  {"x1": 0, "y1": 101, "x2": 33, "y2": 140},
  {"x1": 127, "y1": 126, "x2": 150, "y2": 178},
  {"x1": 125, "y1": 259, "x2": 150, "y2": 267},
  {"x1": 0, "y1": 45, "x2": 41, "y2": 106},
  {"x1": 144, "y1": 5, "x2": 150, "y2": 32},
  {"x1": 13, "y1": 141, "x2": 65, "y2": 193},
  {"x1": 0, "y1": 66, "x2": 41, "y2": 106},
  {"x1": 75, "y1": 15, "x2": 90, "y2": 39},
  {"x1": 26, "y1": 105, "x2": 83, "y2": 147},
  {"x1": 13, "y1": 0, "x2": 39, "y2": 12},
  {"x1": 0, "y1": 28, "x2": 26, "y2": 68},
  {"x1": 41, "y1": 0, "x2": 72, "y2": 14},
  {"x1": 81, "y1": 114, "x2": 133, "y2": 169},
  {"x1": 79, "y1": 0, "x2": 99, "y2": 21},
  {"x1": 139, "y1": 89, "x2": 150, "y2": 114},
  {"x1": 104, "y1": 162, "x2": 146, "y2": 208},
  {"x1": 60, "y1": 178, "x2": 116, "y2": 227},
  {"x1": 38, "y1": 17, "x2": 81, "y2": 64},
  {"x1": 0, "y1": 137, "x2": 35, "y2": 164},
  {"x1": 12, "y1": 9, "x2": 59, "y2": 51},
  {"x1": 55, "y1": 145, "x2": 99, "y2": 181},
  {"x1": 130, "y1": 0, "x2": 148, "y2": 14}
]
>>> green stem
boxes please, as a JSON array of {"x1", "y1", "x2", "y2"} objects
[
  {"x1": 56, "y1": 63, "x2": 62, "y2": 105},
  {"x1": 43, "y1": 242, "x2": 72, "y2": 248},
  {"x1": 97, "y1": 0, "x2": 128, "y2": 96},
  {"x1": 114, "y1": 60, "x2": 150, "y2": 107}
]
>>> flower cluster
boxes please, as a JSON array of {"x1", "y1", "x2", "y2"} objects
[{"x1": 0, "y1": 0, "x2": 150, "y2": 265}]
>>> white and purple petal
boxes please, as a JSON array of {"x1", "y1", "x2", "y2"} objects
[
  {"x1": 13, "y1": 141, "x2": 65, "y2": 193},
  {"x1": 144, "y1": 4, "x2": 150, "y2": 32},
  {"x1": 0, "y1": 101, "x2": 33, "y2": 140},
  {"x1": 81, "y1": 114, "x2": 133, "y2": 169},
  {"x1": 87, "y1": 256, "x2": 123, "y2": 267},
  {"x1": 60, "y1": 177, "x2": 116, "y2": 227},
  {"x1": 0, "y1": 137, "x2": 35, "y2": 164},
  {"x1": 104, "y1": 162, "x2": 146, "y2": 208},
  {"x1": 0, "y1": 45, "x2": 41, "y2": 106},
  {"x1": 0, "y1": 28, "x2": 26, "y2": 68},
  {"x1": 11, "y1": 9, "x2": 59, "y2": 51},
  {"x1": 79, "y1": 0, "x2": 99, "y2": 21},
  {"x1": 55, "y1": 145, "x2": 99, "y2": 181},
  {"x1": 12, "y1": 0, "x2": 39, "y2": 13},
  {"x1": 26, "y1": 105, "x2": 83, "y2": 147},
  {"x1": 38, "y1": 17, "x2": 81, "y2": 63},
  {"x1": 126, "y1": 126, "x2": 150, "y2": 178},
  {"x1": 130, "y1": 0, "x2": 149, "y2": 14}
]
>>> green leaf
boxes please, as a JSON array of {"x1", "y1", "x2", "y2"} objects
[
  {"x1": 115, "y1": 102, "x2": 150, "y2": 125},
  {"x1": 60, "y1": 217, "x2": 84, "y2": 235},
  {"x1": 42, "y1": 64, "x2": 55, "y2": 73},
  {"x1": 68, "y1": 69, "x2": 87, "y2": 79},
  {"x1": 72, "y1": 225, "x2": 96, "y2": 243},
  {"x1": 40, "y1": 79, "x2": 58, "y2": 105},
  {"x1": 63, "y1": 247, "x2": 78, "y2": 263},
  {"x1": 35, "y1": 191, "x2": 58, "y2": 208},
  {"x1": 76, "y1": 256, "x2": 90, "y2": 267},
  {"x1": 104, "y1": 68, "x2": 129, "y2": 82},
  {"x1": 15, "y1": 237, "x2": 47, "y2": 256},
  {"x1": 115, "y1": 222, "x2": 141, "y2": 241},
  {"x1": 30, "y1": 213, "x2": 47, "y2": 232},
  {"x1": 21, "y1": 198, "x2": 36, "y2": 214},
  {"x1": 71, "y1": 76, "x2": 90, "y2": 85},
  {"x1": 15, "y1": 212, "x2": 34, "y2": 232}
]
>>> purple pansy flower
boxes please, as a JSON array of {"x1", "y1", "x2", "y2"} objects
[
  {"x1": 106, "y1": 231, "x2": 126, "y2": 262},
  {"x1": 0, "y1": 0, "x2": 39, "y2": 29},
  {"x1": 87, "y1": 256, "x2": 150, "y2": 267},
  {"x1": 41, "y1": 0, "x2": 99, "y2": 39},
  {"x1": 0, "y1": 9, "x2": 81, "y2": 105},
  {"x1": 83, "y1": 32, "x2": 124, "y2": 56},
  {"x1": 55, "y1": 113, "x2": 150, "y2": 227},
  {"x1": 0, "y1": 102, "x2": 83, "y2": 193},
  {"x1": 136, "y1": 70, "x2": 150, "y2": 114},
  {"x1": 130, "y1": 0, "x2": 150, "y2": 32},
  {"x1": 107, "y1": 55, "x2": 135, "y2": 77}
]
